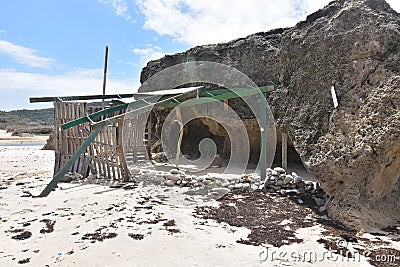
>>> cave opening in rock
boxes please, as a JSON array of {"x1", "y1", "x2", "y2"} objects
[
  {"x1": 147, "y1": 89, "x2": 309, "y2": 176},
  {"x1": 179, "y1": 118, "x2": 230, "y2": 160},
  {"x1": 173, "y1": 116, "x2": 308, "y2": 175}
]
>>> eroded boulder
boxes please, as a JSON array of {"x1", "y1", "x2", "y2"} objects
[
  {"x1": 139, "y1": 0, "x2": 400, "y2": 229},
  {"x1": 270, "y1": 0, "x2": 400, "y2": 230}
]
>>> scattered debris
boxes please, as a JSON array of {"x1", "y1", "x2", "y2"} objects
[
  {"x1": 122, "y1": 184, "x2": 137, "y2": 190},
  {"x1": 295, "y1": 196, "x2": 303, "y2": 204},
  {"x1": 195, "y1": 189, "x2": 314, "y2": 247},
  {"x1": 82, "y1": 227, "x2": 117, "y2": 242},
  {"x1": 11, "y1": 231, "x2": 32, "y2": 240},
  {"x1": 60, "y1": 172, "x2": 83, "y2": 183},
  {"x1": 317, "y1": 238, "x2": 354, "y2": 258},
  {"x1": 158, "y1": 217, "x2": 181, "y2": 234},
  {"x1": 152, "y1": 152, "x2": 168, "y2": 163},
  {"x1": 17, "y1": 258, "x2": 30, "y2": 264},
  {"x1": 163, "y1": 220, "x2": 176, "y2": 227},
  {"x1": 341, "y1": 234, "x2": 358, "y2": 243},
  {"x1": 166, "y1": 228, "x2": 180, "y2": 234},
  {"x1": 39, "y1": 219, "x2": 55, "y2": 234},
  {"x1": 155, "y1": 166, "x2": 328, "y2": 213},
  {"x1": 109, "y1": 183, "x2": 124, "y2": 188},
  {"x1": 20, "y1": 190, "x2": 32, "y2": 197},
  {"x1": 138, "y1": 219, "x2": 162, "y2": 225},
  {"x1": 7, "y1": 228, "x2": 25, "y2": 233},
  {"x1": 128, "y1": 233, "x2": 144, "y2": 240}
]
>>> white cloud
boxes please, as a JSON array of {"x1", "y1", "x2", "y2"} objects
[
  {"x1": 133, "y1": 44, "x2": 165, "y2": 65},
  {"x1": 99, "y1": 0, "x2": 134, "y2": 22},
  {"x1": 0, "y1": 29, "x2": 6, "y2": 33},
  {"x1": 136, "y1": 0, "x2": 400, "y2": 46},
  {"x1": 0, "y1": 68, "x2": 138, "y2": 110},
  {"x1": 136, "y1": 0, "x2": 334, "y2": 46},
  {"x1": 386, "y1": 0, "x2": 400, "y2": 13},
  {"x1": 0, "y1": 39, "x2": 54, "y2": 68},
  {"x1": 0, "y1": 68, "x2": 137, "y2": 94}
]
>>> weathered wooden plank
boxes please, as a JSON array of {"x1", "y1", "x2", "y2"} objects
[
  {"x1": 30, "y1": 93, "x2": 135, "y2": 103},
  {"x1": 147, "y1": 112, "x2": 152, "y2": 160},
  {"x1": 117, "y1": 118, "x2": 129, "y2": 182},
  {"x1": 105, "y1": 126, "x2": 112, "y2": 180},
  {"x1": 99, "y1": 129, "x2": 107, "y2": 178},
  {"x1": 175, "y1": 108, "x2": 183, "y2": 169},
  {"x1": 110, "y1": 125, "x2": 117, "y2": 180}
]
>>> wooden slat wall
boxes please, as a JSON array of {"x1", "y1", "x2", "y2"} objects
[
  {"x1": 54, "y1": 102, "x2": 90, "y2": 177},
  {"x1": 53, "y1": 102, "x2": 132, "y2": 182},
  {"x1": 123, "y1": 112, "x2": 149, "y2": 166}
]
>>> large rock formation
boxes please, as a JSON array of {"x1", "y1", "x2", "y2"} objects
[{"x1": 139, "y1": 0, "x2": 400, "y2": 230}]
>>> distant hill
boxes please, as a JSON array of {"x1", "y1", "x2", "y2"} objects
[
  {"x1": 0, "y1": 108, "x2": 53, "y2": 134},
  {"x1": 0, "y1": 101, "x2": 114, "y2": 134}
]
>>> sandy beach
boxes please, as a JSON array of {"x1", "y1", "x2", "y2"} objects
[
  {"x1": 0, "y1": 130, "x2": 52, "y2": 184},
  {"x1": 0, "y1": 131, "x2": 399, "y2": 267}
]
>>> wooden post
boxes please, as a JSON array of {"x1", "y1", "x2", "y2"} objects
[
  {"x1": 223, "y1": 99, "x2": 228, "y2": 110},
  {"x1": 260, "y1": 92, "x2": 267, "y2": 180},
  {"x1": 102, "y1": 46, "x2": 109, "y2": 110},
  {"x1": 117, "y1": 118, "x2": 129, "y2": 182},
  {"x1": 175, "y1": 108, "x2": 183, "y2": 169},
  {"x1": 147, "y1": 111, "x2": 152, "y2": 160},
  {"x1": 282, "y1": 132, "x2": 287, "y2": 170}
]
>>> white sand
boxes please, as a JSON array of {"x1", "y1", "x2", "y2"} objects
[
  {"x1": 0, "y1": 130, "x2": 48, "y2": 145},
  {"x1": 0, "y1": 130, "x2": 52, "y2": 183},
  {"x1": 0, "y1": 133, "x2": 397, "y2": 266}
]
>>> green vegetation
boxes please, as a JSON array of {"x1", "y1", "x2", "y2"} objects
[{"x1": 0, "y1": 108, "x2": 54, "y2": 134}]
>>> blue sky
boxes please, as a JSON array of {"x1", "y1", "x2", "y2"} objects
[{"x1": 0, "y1": 0, "x2": 399, "y2": 111}]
